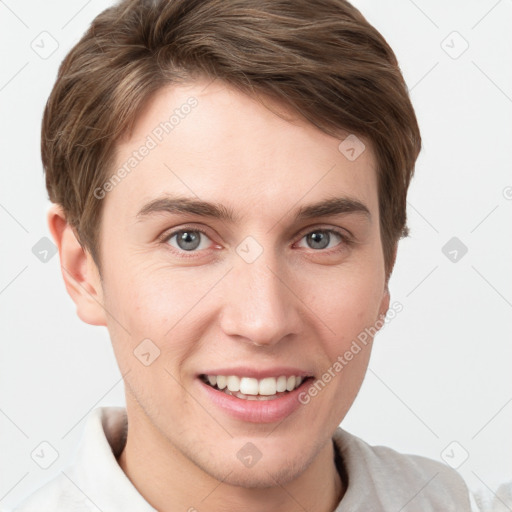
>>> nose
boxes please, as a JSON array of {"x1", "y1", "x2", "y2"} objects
[{"x1": 219, "y1": 249, "x2": 303, "y2": 347}]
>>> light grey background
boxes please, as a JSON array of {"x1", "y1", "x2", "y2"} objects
[{"x1": 1, "y1": 0, "x2": 511, "y2": 509}]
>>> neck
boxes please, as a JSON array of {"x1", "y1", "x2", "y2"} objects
[{"x1": 117, "y1": 408, "x2": 344, "y2": 512}]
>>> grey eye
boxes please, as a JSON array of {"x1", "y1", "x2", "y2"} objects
[
  {"x1": 296, "y1": 229, "x2": 346, "y2": 252},
  {"x1": 302, "y1": 230, "x2": 345, "y2": 251},
  {"x1": 168, "y1": 230, "x2": 209, "y2": 252},
  {"x1": 306, "y1": 231, "x2": 331, "y2": 250}
]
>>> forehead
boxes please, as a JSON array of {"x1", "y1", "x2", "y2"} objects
[{"x1": 106, "y1": 79, "x2": 378, "y2": 223}]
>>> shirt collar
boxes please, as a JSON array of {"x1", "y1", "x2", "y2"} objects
[
  {"x1": 69, "y1": 407, "x2": 385, "y2": 511},
  {"x1": 68, "y1": 407, "x2": 468, "y2": 512},
  {"x1": 64, "y1": 406, "x2": 156, "y2": 511}
]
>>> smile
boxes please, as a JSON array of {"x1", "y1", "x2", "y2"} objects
[{"x1": 199, "y1": 374, "x2": 309, "y2": 401}]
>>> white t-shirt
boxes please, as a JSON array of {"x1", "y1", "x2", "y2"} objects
[{"x1": 9, "y1": 406, "x2": 484, "y2": 511}]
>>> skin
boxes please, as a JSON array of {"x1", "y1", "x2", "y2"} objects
[{"x1": 49, "y1": 78, "x2": 392, "y2": 512}]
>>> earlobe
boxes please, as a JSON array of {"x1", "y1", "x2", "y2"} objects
[
  {"x1": 47, "y1": 204, "x2": 107, "y2": 327},
  {"x1": 378, "y1": 285, "x2": 391, "y2": 321}
]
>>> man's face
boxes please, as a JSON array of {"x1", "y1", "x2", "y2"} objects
[{"x1": 95, "y1": 79, "x2": 389, "y2": 486}]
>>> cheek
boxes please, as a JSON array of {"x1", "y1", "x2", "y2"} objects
[
  {"x1": 105, "y1": 274, "x2": 173, "y2": 334},
  {"x1": 102, "y1": 273, "x2": 194, "y2": 400},
  {"x1": 320, "y1": 266, "x2": 384, "y2": 330},
  {"x1": 104, "y1": 252, "x2": 195, "y2": 329},
  {"x1": 102, "y1": 263, "x2": 216, "y2": 371},
  {"x1": 307, "y1": 274, "x2": 381, "y2": 421},
  {"x1": 311, "y1": 271, "x2": 385, "y2": 389}
]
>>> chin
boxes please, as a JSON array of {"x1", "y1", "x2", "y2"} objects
[
  {"x1": 194, "y1": 444, "x2": 314, "y2": 489},
  {"x1": 216, "y1": 462, "x2": 305, "y2": 489}
]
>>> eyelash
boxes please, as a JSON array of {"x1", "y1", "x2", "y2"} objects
[{"x1": 159, "y1": 225, "x2": 353, "y2": 259}]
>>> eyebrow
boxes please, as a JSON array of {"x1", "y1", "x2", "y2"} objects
[{"x1": 136, "y1": 195, "x2": 371, "y2": 223}]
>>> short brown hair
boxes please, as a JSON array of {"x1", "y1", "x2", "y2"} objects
[{"x1": 42, "y1": 0, "x2": 421, "y2": 277}]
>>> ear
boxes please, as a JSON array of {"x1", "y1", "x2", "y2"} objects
[
  {"x1": 378, "y1": 284, "x2": 391, "y2": 320},
  {"x1": 47, "y1": 204, "x2": 107, "y2": 326},
  {"x1": 378, "y1": 243, "x2": 397, "y2": 322}
]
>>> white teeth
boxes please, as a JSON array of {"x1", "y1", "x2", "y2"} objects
[
  {"x1": 203, "y1": 374, "x2": 306, "y2": 396},
  {"x1": 276, "y1": 376, "x2": 287, "y2": 392},
  {"x1": 258, "y1": 377, "x2": 277, "y2": 396},
  {"x1": 227, "y1": 375, "x2": 240, "y2": 392},
  {"x1": 239, "y1": 377, "x2": 259, "y2": 395},
  {"x1": 216, "y1": 375, "x2": 227, "y2": 390}
]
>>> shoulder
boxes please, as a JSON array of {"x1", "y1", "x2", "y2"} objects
[
  {"x1": 10, "y1": 407, "x2": 129, "y2": 512},
  {"x1": 333, "y1": 427, "x2": 472, "y2": 511}
]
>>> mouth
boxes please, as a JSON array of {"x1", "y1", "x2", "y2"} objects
[{"x1": 199, "y1": 374, "x2": 313, "y2": 401}]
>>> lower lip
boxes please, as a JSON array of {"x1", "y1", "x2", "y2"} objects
[{"x1": 197, "y1": 378, "x2": 313, "y2": 423}]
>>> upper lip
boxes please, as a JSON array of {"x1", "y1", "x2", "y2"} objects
[{"x1": 198, "y1": 366, "x2": 314, "y2": 379}]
